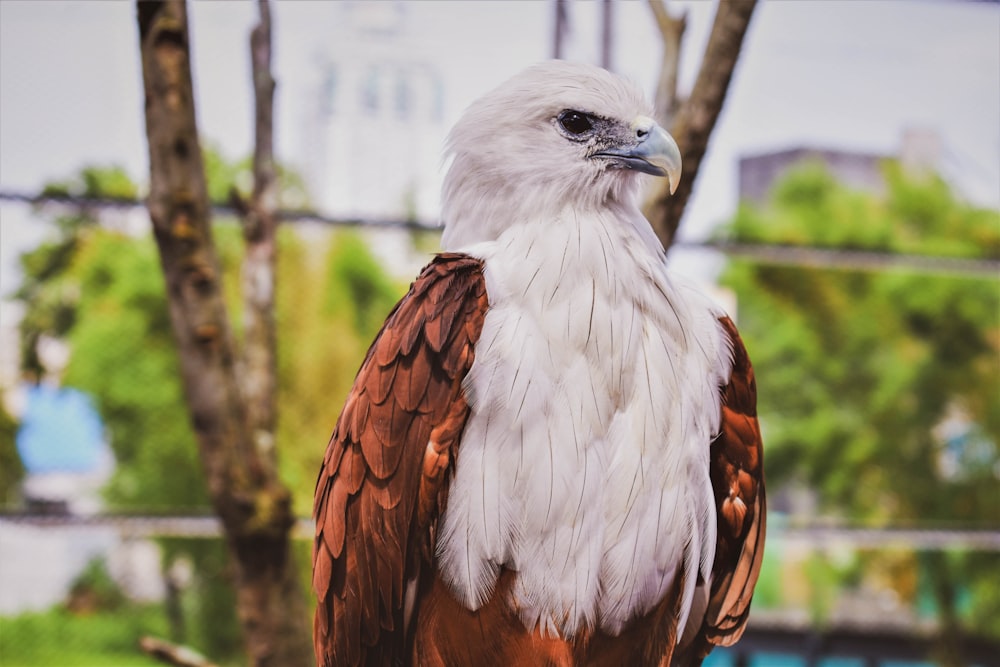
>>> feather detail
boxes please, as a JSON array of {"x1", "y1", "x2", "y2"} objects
[
  {"x1": 312, "y1": 254, "x2": 488, "y2": 666},
  {"x1": 687, "y1": 316, "x2": 766, "y2": 655}
]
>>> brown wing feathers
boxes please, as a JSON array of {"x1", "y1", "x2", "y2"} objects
[
  {"x1": 313, "y1": 267, "x2": 763, "y2": 666},
  {"x1": 312, "y1": 254, "x2": 488, "y2": 666},
  {"x1": 699, "y1": 316, "x2": 766, "y2": 651}
]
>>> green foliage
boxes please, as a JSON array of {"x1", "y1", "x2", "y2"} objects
[
  {"x1": 203, "y1": 144, "x2": 251, "y2": 206},
  {"x1": 189, "y1": 221, "x2": 408, "y2": 513},
  {"x1": 41, "y1": 165, "x2": 139, "y2": 201},
  {"x1": 17, "y1": 165, "x2": 143, "y2": 379},
  {"x1": 11, "y1": 158, "x2": 409, "y2": 662},
  {"x1": 202, "y1": 143, "x2": 310, "y2": 209},
  {"x1": 728, "y1": 160, "x2": 1000, "y2": 258},
  {"x1": 963, "y1": 552, "x2": 1000, "y2": 638},
  {"x1": 0, "y1": 402, "x2": 23, "y2": 506},
  {"x1": 14, "y1": 159, "x2": 407, "y2": 517},
  {"x1": 158, "y1": 538, "x2": 243, "y2": 663},
  {"x1": 719, "y1": 160, "x2": 1000, "y2": 636},
  {"x1": 721, "y1": 163, "x2": 999, "y2": 519},
  {"x1": 0, "y1": 604, "x2": 168, "y2": 667},
  {"x1": 323, "y1": 231, "x2": 405, "y2": 341},
  {"x1": 802, "y1": 552, "x2": 844, "y2": 626},
  {"x1": 60, "y1": 230, "x2": 207, "y2": 510},
  {"x1": 66, "y1": 557, "x2": 126, "y2": 613},
  {"x1": 275, "y1": 229, "x2": 407, "y2": 512}
]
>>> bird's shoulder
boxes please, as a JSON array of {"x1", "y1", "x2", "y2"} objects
[{"x1": 312, "y1": 252, "x2": 489, "y2": 666}]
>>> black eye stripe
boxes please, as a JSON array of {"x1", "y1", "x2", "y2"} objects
[{"x1": 558, "y1": 110, "x2": 594, "y2": 135}]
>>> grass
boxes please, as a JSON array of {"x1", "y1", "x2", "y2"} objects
[{"x1": 0, "y1": 604, "x2": 170, "y2": 667}]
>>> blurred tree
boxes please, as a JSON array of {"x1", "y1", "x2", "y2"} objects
[
  {"x1": 277, "y1": 229, "x2": 405, "y2": 511},
  {"x1": 15, "y1": 161, "x2": 238, "y2": 511},
  {"x1": 12, "y1": 165, "x2": 240, "y2": 658},
  {"x1": 136, "y1": 1, "x2": 315, "y2": 662},
  {"x1": 15, "y1": 166, "x2": 138, "y2": 379},
  {"x1": 14, "y1": 164, "x2": 403, "y2": 659},
  {"x1": 719, "y1": 161, "x2": 1000, "y2": 663},
  {"x1": 63, "y1": 230, "x2": 206, "y2": 509},
  {"x1": 202, "y1": 142, "x2": 309, "y2": 210}
]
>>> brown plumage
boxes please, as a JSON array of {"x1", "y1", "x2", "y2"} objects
[
  {"x1": 313, "y1": 254, "x2": 488, "y2": 666},
  {"x1": 676, "y1": 316, "x2": 766, "y2": 663},
  {"x1": 312, "y1": 260, "x2": 764, "y2": 665}
]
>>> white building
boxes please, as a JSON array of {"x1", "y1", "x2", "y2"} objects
[{"x1": 302, "y1": 2, "x2": 446, "y2": 224}]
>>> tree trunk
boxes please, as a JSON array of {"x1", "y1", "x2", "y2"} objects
[
  {"x1": 136, "y1": 2, "x2": 312, "y2": 665},
  {"x1": 644, "y1": 0, "x2": 757, "y2": 249}
]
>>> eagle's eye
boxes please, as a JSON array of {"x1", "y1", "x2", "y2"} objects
[{"x1": 558, "y1": 110, "x2": 594, "y2": 136}]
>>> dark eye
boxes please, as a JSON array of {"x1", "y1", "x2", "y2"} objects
[{"x1": 558, "y1": 110, "x2": 594, "y2": 135}]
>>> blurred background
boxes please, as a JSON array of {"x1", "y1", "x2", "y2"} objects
[{"x1": 0, "y1": 1, "x2": 997, "y2": 666}]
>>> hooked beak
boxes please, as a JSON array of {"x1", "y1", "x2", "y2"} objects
[{"x1": 592, "y1": 116, "x2": 682, "y2": 194}]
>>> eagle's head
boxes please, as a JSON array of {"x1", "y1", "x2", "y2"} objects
[{"x1": 441, "y1": 61, "x2": 681, "y2": 249}]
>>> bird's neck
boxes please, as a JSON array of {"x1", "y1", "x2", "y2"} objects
[
  {"x1": 439, "y1": 159, "x2": 648, "y2": 252},
  {"x1": 442, "y1": 198, "x2": 665, "y2": 287}
]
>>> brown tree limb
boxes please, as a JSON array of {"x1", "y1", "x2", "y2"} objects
[
  {"x1": 644, "y1": 0, "x2": 757, "y2": 249},
  {"x1": 136, "y1": 2, "x2": 311, "y2": 665},
  {"x1": 553, "y1": 0, "x2": 568, "y2": 59},
  {"x1": 241, "y1": 0, "x2": 278, "y2": 446},
  {"x1": 647, "y1": 0, "x2": 686, "y2": 127},
  {"x1": 601, "y1": 0, "x2": 614, "y2": 70},
  {"x1": 139, "y1": 636, "x2": 218, "y2": 667}
]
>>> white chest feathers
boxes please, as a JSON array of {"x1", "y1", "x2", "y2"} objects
[{"x1": 436, "y1": 208, "x2": 733, "y2": 639}]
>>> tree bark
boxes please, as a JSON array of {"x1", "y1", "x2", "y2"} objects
[
  {"x1": 644, "y1": 0, "x2": 757, "y2": 249},
  {"x1": 136, "y1": 3, "x2": 312, "y2": 665},
  {"x1": 242, "y1": 0, "x2": 278, "y2": 449}
]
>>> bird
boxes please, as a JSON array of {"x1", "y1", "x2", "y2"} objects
[{"x1": 312, "y1": 61, "x2": 765, "y2": 666}]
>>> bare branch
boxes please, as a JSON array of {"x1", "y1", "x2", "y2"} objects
[
  {"x1": 601, "y1": 0, "x2": 614, "y2": 70},
  {"x1": 553, "y1": 0, "x2": 568, "y2": 59},
  {"x1": 647, "y1": 0, "x2": 686, "y2": 126},
  {"x1": 645, "y1": 0, "x2": 757, "y2": 249},
  {"x1": 241, "y1": 0, "x2": 279, "y2": 444},
  {"x1": 247, "y1": 0, "x2": 277, "y2": 243},
  {"x1": 140, "y1": 636, "x2": 218, "y2": 667}
]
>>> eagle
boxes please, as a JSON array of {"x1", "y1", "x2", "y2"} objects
[{"x1": 313, "y1": 61, "x2": 765, "y2": 666}]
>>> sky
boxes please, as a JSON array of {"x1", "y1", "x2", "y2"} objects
[{"x1": 0, "y1": 0, "x2": 998, "y2": 297}]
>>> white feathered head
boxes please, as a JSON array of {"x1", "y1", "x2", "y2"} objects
[{"x1": 441, "y1": 61, "x2": 681, "y2": 249}]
